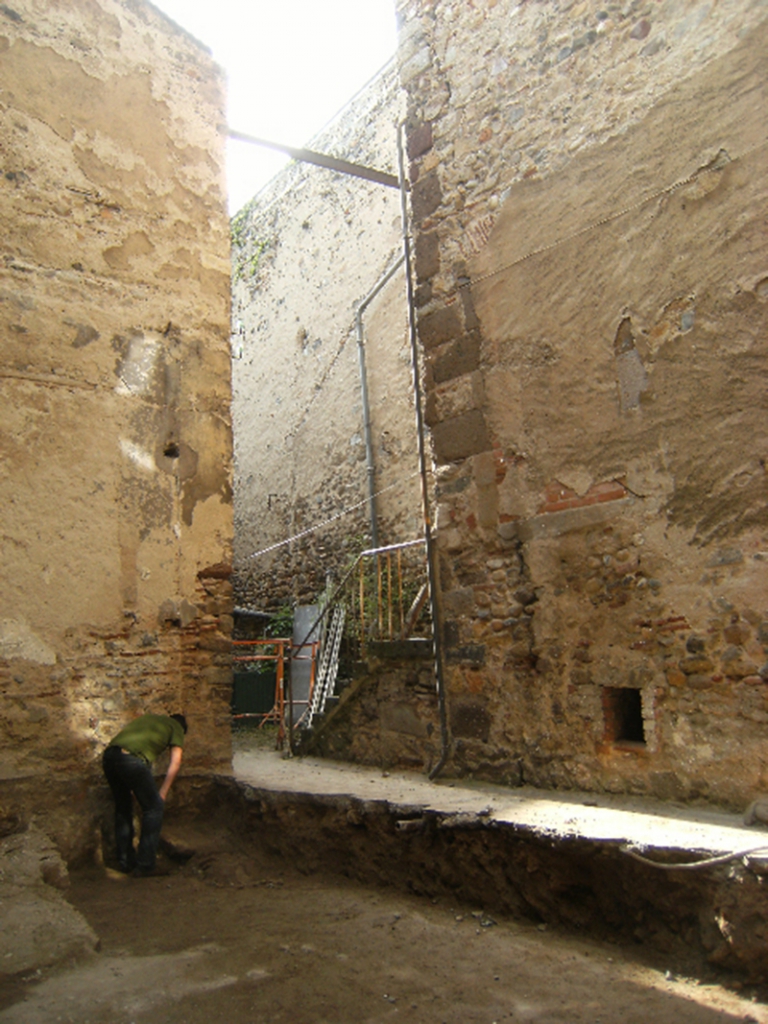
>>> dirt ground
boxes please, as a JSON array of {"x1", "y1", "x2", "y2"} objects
[
  {"x1": 2, "y1": 729, "x2": 767, "y2": 1023},
  {"x1": 0, "y1": 821, "x2": 766, "y2": 1024}
]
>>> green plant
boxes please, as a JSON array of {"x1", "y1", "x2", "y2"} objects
[
  {"x1": 230, "y1": 203, "x2": 273, "y2": 284},
  {"x1": 267, "y1": 604, "x2": 294, "y2": 639},
  {"x1": 236, "y1": 605, "x2": 294, "y2": 676},
  {"x1": 230, "y1": 208, "x2": 249, "y2": 248},
  {"x1": 233, "y1": 237, "x2": 271, "y2": 284}
]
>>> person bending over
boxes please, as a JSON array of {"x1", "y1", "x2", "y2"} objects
[{"x1": 102, "y1": 712, "x2": 187, "y2": 877}]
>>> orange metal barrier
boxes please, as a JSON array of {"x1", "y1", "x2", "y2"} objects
[{"x1": 232, "y1": 637, "x2": 319, "y2": 748}]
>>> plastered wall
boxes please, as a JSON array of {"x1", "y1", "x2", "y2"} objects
[
  {"x1": 231, "y1": 62, "x2": 422, "y2": 612},
  {"x1": 0, "y1": 0, "x2": 233, "y2": 846},
  {"x1": 397, "y1": 0, "x2": 768, "y2": 806}
]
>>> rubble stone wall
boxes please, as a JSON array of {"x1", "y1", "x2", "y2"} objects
[
  {"x1": 231, "y1": 63, "x2": 422, "y2": 612},
  {"x1": 0, "y1": 0, "x2": 233, "y2": 850},
  {"x1": 396, "y1": 0, "x2": 768, "y2": 806},
  {"x1": 304, "y1": 642, "x2": 441, "y2": 772}
]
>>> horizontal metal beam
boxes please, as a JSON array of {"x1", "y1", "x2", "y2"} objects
[{"x1": 225, "y1": 127, "x2": 402, "y2": 190}]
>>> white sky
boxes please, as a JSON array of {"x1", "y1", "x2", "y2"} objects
[{"x1": 151, "y1": 0, "x2": 399, "y2": 214}]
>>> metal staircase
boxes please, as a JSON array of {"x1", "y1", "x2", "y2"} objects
[{"x1": 305, "y1": 603, "x2": 345, "y2": 730}]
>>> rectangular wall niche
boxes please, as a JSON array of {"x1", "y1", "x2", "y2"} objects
[{"x1": 602, "y1": 686, "x2": 646, "y2": 746}]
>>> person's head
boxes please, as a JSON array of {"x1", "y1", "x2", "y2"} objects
[{"x1": 170, "y1": 713, "x2": 188, "y2": 734}]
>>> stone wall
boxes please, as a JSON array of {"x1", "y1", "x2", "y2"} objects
[
  {"x1": 231, "y1": 62, "x2": 422, "y2": 612},
  {"x1": 303, "y1": 641, "x2": 441, "y2": 772},
  {"x1": 0, "y1": 0, "x2": 233, "y2": 852},
  {"x1": 396, "y1": 0, "x2": 768, "y2": 806}
]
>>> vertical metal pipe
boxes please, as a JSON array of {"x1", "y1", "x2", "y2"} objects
[
  {"x1": 396, "y1": 123, "x2": 451, "y2": 780},
  {"x1": 377, "y1": 553, "x2": 383, "y2": 636},
  {"x1": 387, "y1": 551, "x2": 393, "y2": 639},
  {"x1": 359, "y1": 559, "x2": 366, "y2": 659},
  {"x1": 355, "y1": 255, "x2": 405, "y2": 550},
  {"x1": 277, "y1": 641, "x2": 286, "y2": 751},
  {"x1": 397, "y1": 548, "x2": 404, "y2": 635},
  {"x1": 355, "y1": 308, "x2": 379, "y2": 551}
]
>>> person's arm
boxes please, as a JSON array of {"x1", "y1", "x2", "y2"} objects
[{"x1": 158, "y1": 745, "x2": 183, "y2": 801}]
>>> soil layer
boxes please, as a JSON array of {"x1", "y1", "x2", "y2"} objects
[{"x1": 1, "y1": 838, "x2": 767, "y2": 1024}]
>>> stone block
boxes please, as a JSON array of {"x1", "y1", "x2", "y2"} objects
[
  {"x1": 445, "y1": 644, "x2": 486, "y2": 667},
  {"x1": 411, "y1": 171, "x2": 442, "y2": 222},
  {"x1": 649, "y1": 771, "x2": 686, "y2": 801},
  {"x1": 418, "y1": 303, "x2": 463, "y2": 351},
  {"x1": 424, "y1": 387, "x2": 438, "y2": 427},
  {"x1": 666, "y1": 667, "x2": 686, "y2": 687},
  {"x1": 400, "y1": 45, "x2": 431, "y2": 85},
  {"x1": 367, "y1": 639, "x2": 433, "y2": 660},
  {"x1": 721, "y1": 647, "x2": 758, "y2": 678},
  {"x1": 381, "y1": 703, "x2": 428, "y2": 737},
  {"x1": 687, "y1": 674, "x2": 715, "y2": 689},
  {"x1": 197, "y1": 632, "x2": 231, "y2": 653},
  {"x1": 430, "y1": 331, "x2": 480, "y2": 383},
  {"x1": 507, "y1": 640, "x2": 532, "y2": 662},
  {"x1": 414, "y1": 231, "x2": 440, "y2": 281},
  {"x1": 512, "y1": 498, "x2": 632, "y2": 541},
  {"x1": 459, "y1": 281, "x2": 480, "y2": 331},
  {"x1": 414, "y1": 281, "x2": 433, "y2": 307},
  {"x1": 473, "y1": 451, "x2": 496, "y2": 487},
  {"x1": 442, "y1": 619, "x2": 461, "y2": 647},
  {"x1": 202, "y1": 665, "x2": 233, "y2": 685},
  {"x1": 476, "y1": 482, "x2": 498, "y2": 530},
  {"x1": 680, "y1": 655, "x2": 714, "y2": 675},
  {"x1": 450, "y1": 700, "x2": 491, "y2": 742},
  {"x1": 431, "y1": 409, "x2": 490, "y2": 462},
  {"x1": 434, "y1": 373, "x2": 477, "y2": 421},
  {"x1": 442, "y1": 587, "x2": 475, "y2": 617},
  {"x1": 407, "y1": 121, "x2": 433, "y2": 160},
  {"x1": 724, "y1": 620, "x2": 752, "y2": 646},
  {"x1": 686, "y1": 635, "x2": 707, "y2": 653}
]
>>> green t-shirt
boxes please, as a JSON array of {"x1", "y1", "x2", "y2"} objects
[{"x1": 109, "y1": 714, "x2": 185, "y2": 765}]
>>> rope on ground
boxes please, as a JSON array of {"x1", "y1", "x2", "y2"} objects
[
  {"x1": 620, "y1": 843, "x2": 768, "y2": 871},
  {"x1": 244, "y1": 471, "x2": 421, "y2": 561}
]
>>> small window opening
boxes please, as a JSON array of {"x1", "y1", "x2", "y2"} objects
[
  {"x1": 164, "y1": 442, "x2": 180, "y2": 459},
  {"x1": 603, "y1": 686, "x2": 645, "y2": 746}
]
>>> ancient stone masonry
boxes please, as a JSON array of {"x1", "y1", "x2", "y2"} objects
[
  {"x1": 0, "y1": 0, "x2": 233, "y2": 856},
  {"x1": 302, "y1": 640, "x2": 441, "y2": 771},
  {"x1": 231, "y1": 61, "x2": 422, "y2": 613},
  {"x1": 395, "y1": 0, "x2": 768, "y2": 805}
]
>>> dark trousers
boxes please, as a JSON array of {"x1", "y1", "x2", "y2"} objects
[{"x1": 102, "y1": 746, "x2": 163, "y2": 871}]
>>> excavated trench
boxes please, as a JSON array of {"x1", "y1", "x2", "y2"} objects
[
  {"x1": 188, "y1": 760, "x2": 768, "y2": 989},
  {"x1": 5, "y1": 751, "x2": 768, "y2": 1023}
]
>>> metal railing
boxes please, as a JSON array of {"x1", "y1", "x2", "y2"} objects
[
  {"x1": 233, "y1": 539, "x2": 431, "y2": 748},
  {"x1": 346, "y1": 538, "x2": 430, "y2": 657}
]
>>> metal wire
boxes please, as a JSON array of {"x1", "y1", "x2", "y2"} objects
[
  {"x1": 244, "y1": 473, "x2": 420, "y2": 561},
  {"x1": 621, "y1": 843, "x2": 768, "y2": 871}
]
